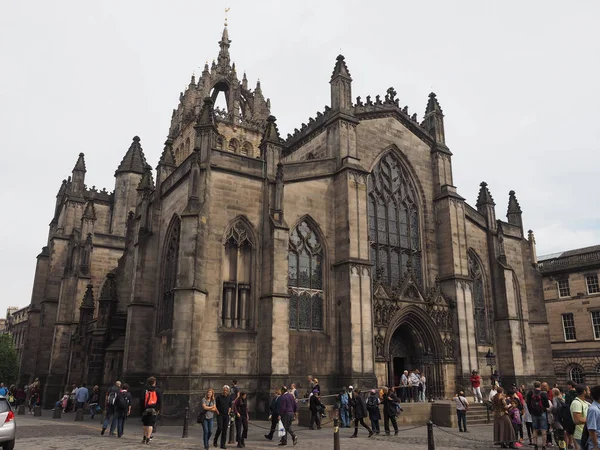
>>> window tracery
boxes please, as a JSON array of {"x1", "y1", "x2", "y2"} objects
[
  {"x1": 468, "y1": 251, "x2": 490, "y2": 343},
  {"x1": 158, "y1": 216, "x2": 180, "y2": 333}
]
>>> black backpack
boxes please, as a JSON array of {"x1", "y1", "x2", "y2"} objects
[
  {"x1": 528, "y1": 391, "x2": 544, "y2": 415},
  {"x1": 116, "y1": 391, "x2": 129, "y2": 410},
  {"x1": 559, "y1": 401, "x2": 575, "y2": 429},
  {"x1": 367, "y1": 396, "x2": 378, "y2": 412}
]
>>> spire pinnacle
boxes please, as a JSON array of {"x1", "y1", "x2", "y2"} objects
[
  {"x1": 158, "y1": 139, "x2": 176, "y2": 167},
  {"x1": 82, "y1": 201, "x2": 96, "y2": 221},
  {"x1": 81, "y1": 284, "x2": 95, "y2": 309},
  {"x1": 476, "y1": 181, "x2": 495, "y2": 208},
  {"x1": 116, "y1": 136, "x2": 148, "y2": 175},
  {"x1": 73, "y1": 153, "x2": 86, "y2": 172},
  {"x1": 217, "y1": 22, "x2": 231, "y2": 67},
  {"x1": 425, "y1": 92, "x2": 443, "y2": 115},
  {"x1": 331, "y1": 54, "x2": 352, "y2": 80},
  {"x1": 197, "y1": 97, "x2": 216, "y2": 127},
  {"x1": 261, "y1": 115, "x2": 281, "y2": 145},
  {"x1": 507, "y1": 190, "x2": 522, "y2": 214},
  {"x1": 137, "y1": 165, "x2": 155, "y2": 191}
]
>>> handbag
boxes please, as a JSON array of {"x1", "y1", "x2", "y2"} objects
[
  {"x1": 277, "y1": 419, "x2": 285, "y2": 438},
  {"x1": 197, "y1": 409, "x2": 206, "y2": 424}
]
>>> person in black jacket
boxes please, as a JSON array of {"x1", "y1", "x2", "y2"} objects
[
  {"x1": 213, "y1": 385, "x2": 232, "y2": 449},
  {"x1": 115, "y1": 383, "x2": 133, "y2": 438},
  {"x1": 350, "y1": 389, "x2": 373, "y2": 438},
  {"x1": 264, "y1": 388, "x2": 282, "y2": 440},
  {"x1": 382, "y1": 387, "x2": 400, "y2": 435},
  {"x1": 309, "y1": 391, "x2": 324, "y2": 430}
]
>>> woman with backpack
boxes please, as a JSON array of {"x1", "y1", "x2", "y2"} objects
[
  {"x1": 366, "y1": 389, "x2": 381, "y2": 434},
  {"x1": 114, "y1": 383, "x2": 133, "y2": 438}
]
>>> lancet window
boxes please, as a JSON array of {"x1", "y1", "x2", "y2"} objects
[
  {"x1": 288, "y1": 220, "x2": 324, "y2": 331},
  {"x1": 468, "y1": 250, "x2": 490, "y2": 343},
  {"x1": 368, "y1": 152, "x2": 422, "y2": 287},
  {"x1": 158, "y1": 216, "x2": 180, "y2": 333},
  {"x1": 221, "y1": 218, "x2": 254, "y2": 330}
]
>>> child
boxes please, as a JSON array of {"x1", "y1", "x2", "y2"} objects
[{"x1": 509, "y1": 400, "x2": 523, "y2": 448}]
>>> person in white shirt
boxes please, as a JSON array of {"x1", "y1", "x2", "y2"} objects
[
  {"x1": 489, "y1": 386, "x2": 498, "y2": 402},
  {"x1": 454, "y1": 391, "x2": 470, "y2": 432},
  {"x1": 400, "y1": 371, "x2": 409, "y2": 403},
  {"x1": 409, "y1": 371, "x2": 420, "y2": 402}
]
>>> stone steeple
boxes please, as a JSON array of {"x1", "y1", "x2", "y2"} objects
[
  {"x1": 476, "y1": 182, "x2": 497, "y2": 230},
  {"x1": 71, "y1": 153, "x2": 86, "y2": 195},
  {"x1": 217, "y1": 26, "x2": 231, "y2": 69},
  {"x1": 116, "y1": 136, "x2": 148, "y2": 175},
  {"x1": 422, "y1": 92, "x2": 447, "y2": 148},
  {"x1": 507, "y1": 190, "x2": 523, "y2": 233},
  {"x1": 330, "y1": 55, "x2": 353, "y2": 111}
]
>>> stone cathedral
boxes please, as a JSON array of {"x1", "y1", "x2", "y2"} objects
[{"x1": 22, "y1": 26, "x2": 554, "y2": 413}]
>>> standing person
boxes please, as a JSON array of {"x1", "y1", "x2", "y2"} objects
[
  {"x1": 419, "y1": 372, "x2": 427, "y2": 402},
  {"x1": 350, "y1": 389, "x2": 373, "y2": 438},
  {"x1": 527, "y1": 381, "x2": 550, "y2": 450},
  {"x1": 201, "y1": 388, "x2": 217, "y2": 450},
  {"x1": 551, "y1": 388, "x2": 566, "y2": 449},
  {"x1": 542, "y1": 383, "x2": 554, "y2": 447},
  {"x1": 586, "y1": 386, "x2": 600, "y2": 450},
  {"x1": 233, "y1": 392, "x2": 249, "y2": 448},
  {"x1": 309, "y1": 391, "x2": 324, "y2": 430},
  {"x1": 382, "y1": 387, "x2": 400, "y2": 435},
  {"x1": 400, "y1": 371, "x2": 409, "y2": 402},
  {"x1": 0, "y1": 383, "x2": 7, "y2": 397},
  {"x1": 15, "y1": 386, "x2": 25, "y2": 406},
  {"x1": 570, "y1": 385, "x2": 589, "y2": 450},
  {"x1": 339, "y1": 388, "x2": 350, "y2": 428},
  {"x1": 264, "y1": 389, "x2": 281, "y2": 441},
  {"x1": 75, "y1": 382, "x2": 89, "y2": 411},
  {"x1": 305, "y1": 375, "x2": 315, "y2": 398},
  {"x1": 214, "y1": 385, "x2": 232, "y2": 449},
  {"x1": 409, "y1": 371, "x2": 420, "y2": 402},
  {"x1": 28, "y1": 383, "x2": 40, "y2": 414},
  {"x1": 524, "y1": 396, "x2": 534, "y2": 446},
  {"x1": 489, "y1": 385, "x2": 499, "y2": 402},
  {"x1": 88, "y1": 386, "x2": 100, "y2": 420},
  {"x1": 366, "y1": 389, "x2": 381, "y2": 434},
  {"x1": 115, "y1": 383, "x2": 132, "y2": 438},
  {"x1": 493, "y1": 387, "x2": 517, "y2": 448},
  {"x1": 278, "y1": 386, "x2": 298, "y2": 446},
  {"x1": 471, "y1": 371, "x2": 483, "y2": 403},
  {"x1": 101, "y1": 380, "x2": 121, "y2": 436},
  {"x1": 230, "y1": 380, "x2": 239, "y2": 401},
  {"x1": 347, "y1": 386, "x2": 355, "y2": 422},
  {"x1": 563, "y1": 380, "x2": 578, "y2": 450},
  {"x1": 141, "y1": 376, "x2": 162, "y2": 445},
  {"x1": 454, "y1": 391, "x2": 470, "y2": 432},
  {"x1": 312, "y1": 379, "x2": 321, "y2": 396},
  {"x1": 509, "y1": 399, "x2": 524, "y2": 447},
  {"x1": 290, "y1": 384, "x2": 298, "y2": 400}
]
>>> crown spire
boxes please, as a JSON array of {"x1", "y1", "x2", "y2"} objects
[{"x1": 217, "y1": 13, "x2": 231, "y2": 68}]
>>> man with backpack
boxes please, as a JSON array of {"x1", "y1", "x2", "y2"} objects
[
  {"x1": 101, "y1": 380, "x2": 121, "y2": 436},
  {"x1": 142, "y1": 376, "x2": 162, "y2": 445},
  {"x1": 114, "y1": 383, "x2": 133, "y2": 438},
  {"x1": 527, "y1": 381, "x2": 550, "y2": 450}
]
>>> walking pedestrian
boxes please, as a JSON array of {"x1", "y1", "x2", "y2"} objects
[
  {"x1": 141, "y1": 376, "x2": 162, "y2": 445},
  {"x1": 115, "y1": 383, "x2": 132, "y2": 438},
  {"x1": 101, "y1": 380, "x2": 121, "y2": 436},
  {"x1": 214, "y1": 385, "x2": 232, "y2": 449},
  {"x1": 493, "y1": 387, "x2": 517, "y2": 448},
  {"x1": 471, "y1": 370, "x2": 483, "y2": 403},
  {"x1": 201, "y1": 388, "x2": 217, "y2": 450},
  {"x1": 366, "y1": 389, "x2": 381, "y2": 434},
  {"x1": 527, "y1": 381, "x2": 550, "y2": 450},
  {"x1": 309, "y1": 391, "x2": 324, "y2": 430},
  {"x1": 233, "y1": 391, "x2": 249, "y2": 448},
  {"x1": 278, "y1": 386, "x2": 298, "y2": 446},
  {"x1": 264, "y1": 388, "x2": 281, "y2": 441},
  {"x1": 75, "y1": 382, "x2": 89, "y2": 411},
  {"x1": 88, "y1": 386, "x2": 100, "y2": 420},
  {"x1": 570, "y1": 385, "x2": 588, "y2": 450},
  {"x1": 338, "y1": 388, "x2": 350, "y2": 428},
  {"x1": 382, "y1": 386, "x2": 400, "y2": 435},
  {"x1": 350, "y1": 389, "x2": 373, "y2": 438}
]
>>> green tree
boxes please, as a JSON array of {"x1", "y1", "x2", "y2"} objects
[{"x1": 0, "y1": 334, "x2": 18, "y2": 385}]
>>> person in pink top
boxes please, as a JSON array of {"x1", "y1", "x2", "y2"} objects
[{"x1": 470, "y1": 370, "x2": 483, "y2": 403}]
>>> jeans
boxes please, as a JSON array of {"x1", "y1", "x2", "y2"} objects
[
  {"x1": 457, "y1": 409, "x2": 467, "y2": 431},
  {"x1": 340, "y1": 407, "x2": 350, "y2": 427},
  {"x1": 280, "y1": 413, "x2": 296, "y2": 445},
  {"x1": 116, "y1": 416, "x2": 126, "y2": 437},
  {"x1": 103, "y1": 409, "x2": 117, "y2": 434},
  {"x1": 202, "y1": 417, "x2": 213, "y2": 448},
  {"x1": 472, "y1": 387, "x2": 482, "y2": 402},
  {"x1": 213, "y1": 414, "x2": 229, "y2": 448},
  {"x1": 76, "y1": 401, "x2": 85, "y2": 411},
  {"x1": 411, "y1": 386, "x2": 419, "y2": 402},
  {"x1": 89, "y1": 403, "x2": 98, "y2": 419},
  {"x1": 400, "y1": 386, "x2": 408, "y2": 402}
]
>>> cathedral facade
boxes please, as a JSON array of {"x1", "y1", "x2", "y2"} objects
[{"x1": 22, "y1": 27, "x2": 554, "y2": 413}]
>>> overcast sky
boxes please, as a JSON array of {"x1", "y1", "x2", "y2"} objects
[{"x1": 1, "y1": 0, "x2": 599, "y2": 313}]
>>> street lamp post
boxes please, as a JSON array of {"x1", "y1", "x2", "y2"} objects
[{"x1": 485, "y1": 349, "x2": 496, "y2": 385}]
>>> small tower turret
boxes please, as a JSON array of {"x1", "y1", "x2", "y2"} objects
[
  {"x1": 330, "y1": 55, "x2": 352, "y2": 111},
  {"x1": 476, "y1": 182, "x2": 497, "y2": 231},
  {"x1": 71, "y1": 153, "x2": 86, "y2": 195},
  {"x1": 507, "y1": 190, "x2": 523, "y2": 233}
]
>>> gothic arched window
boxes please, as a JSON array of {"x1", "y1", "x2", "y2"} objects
[
  {"x1": 368, "y1": 152, "x2": 422, "y2": 287},
  {"x1": 468, "y1": 250, "x2": 490, "y2": 343},
  {"x1": 228, "y1": 138, "x2": 239, "y2": 153},
  {"x1": 221, "y1": 218, "x2": 255, "y2": 330},
  {"x1": 241, "y1": 142, "x2": 252, "y2": 156},
  {"x1": 288, "y1": 220, "x2": 324, "y2": 331},
  {"x1": 158, "y1": 216, "x2": 180, "y2": 333}
]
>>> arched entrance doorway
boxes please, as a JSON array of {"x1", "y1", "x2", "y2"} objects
[{"x1": 385, "y1": 305, "x2": 445, "y2": 399}]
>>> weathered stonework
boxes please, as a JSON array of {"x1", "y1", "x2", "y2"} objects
[{"x1": 22, "y1": 26, "x2": 551, "y2": 413}]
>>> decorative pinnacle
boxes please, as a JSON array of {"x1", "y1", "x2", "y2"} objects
[
  {"x1": 476, "y1": 181, "x2": 495, "y2": 208},
  {"x1": 261, "y1": 115, "x2": 281, "y2": 145},
  {"x1": 425, "y1": 92, "x2": 443, "y2": 115},
  {"x1": 331, "y1": 54, "x2": 352, "y2": 80},
  {"x1": 81, "y1": 284, "x2": 95, "y2": 309},
  {"x1": 73, "y1": 152, "x2": 86, "y2": 172},
  {"x1": 196, "y1": 97, "x2": 216, "y2": 127},
  {"x1": 507, "y1": 190, "x2": 522, "y2": 214},
  {"x1": 116, "y1": 136, "x2": 148, "y2": 175}
]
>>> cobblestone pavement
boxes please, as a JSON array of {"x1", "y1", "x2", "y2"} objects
[{"x1": 12, "y1": 413, "x2": 499, "y2": 449}]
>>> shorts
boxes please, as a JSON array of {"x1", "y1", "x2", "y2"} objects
[
  {"x1": 142, "y1": 408, "x2": 158, "y2": 427},
  {"x1": 531, "y1": 414, "x2": 548, "y2": 431}
]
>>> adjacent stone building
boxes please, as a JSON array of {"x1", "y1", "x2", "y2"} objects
[
  {"x1": 539, "y1": 245, "x2": 600, "y2": 387},
  {"x1": 4, "y1": 306, "x2": 29, "y2": 370},
  {"x1": 22, "y1": 26, "x2": 553, "y2": 412}
]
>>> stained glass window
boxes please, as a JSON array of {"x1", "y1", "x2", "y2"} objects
[
  {"x1": 158, "y1": 216, "x2": 180, "y2": 333},
  {"x1": 289, "y1": 220, "x2": 324, "y2": 331},
  {"x1": 468, "y1": 251, "x2": 490, "y2": 343},
  {"x1": 367, "y1": 152, "x2": 422, "y2": 287}
]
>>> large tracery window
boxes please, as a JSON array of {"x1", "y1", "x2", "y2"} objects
[
  {"x1": 288, "y1": 220, "x2": 324, "y2": 331},
  {"x1": 158, "y1": 216, "x2": 180, "y2": 333},
  {"x1": 368, "y1": 152, "x2": 422, "y2": 287},
  {"x1": 221, "y1": 218, "x2": 254, "y2": 330},
  {"x1": 468, "y1": 250, "x2": 490, "y2": 343}
]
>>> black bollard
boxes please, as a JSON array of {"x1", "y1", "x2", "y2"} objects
[
  {"x1": 427, "y1": 420, "x2": 435, "y2": 450},
  {"x1": 52, "y1": 408, "x2": 62, "y2": 419},
  {"x1": 228, "y1": 414, "x2": 235, "y2": 443},
  {"x1": 333, "y1": 417, "x2": 340, "y2": 450},
  {"x1": 75, "y1": 408, "x2": 84, "y2": 421},
  {"x1": 33, "y1": 405, "x2": 42, "y2": 417},
  {"x1": 182, "y1": 407, "x2": 189, "y2": 438}
]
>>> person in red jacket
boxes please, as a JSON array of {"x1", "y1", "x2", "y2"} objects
[{"x1": 470, "y1": 370, "x2": 483, "y2": 403}]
